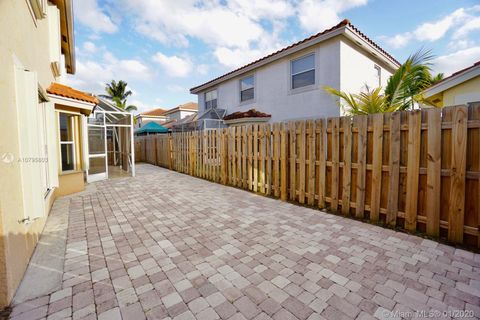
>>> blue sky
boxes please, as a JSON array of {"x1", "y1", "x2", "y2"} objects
[{"x1": 65, "y1": 0, "x2": 480, "y2": 113}]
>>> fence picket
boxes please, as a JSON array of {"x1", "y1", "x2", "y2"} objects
[
  {"x1": 426, "y1": 108, "x2": 441, "y2": 236},
  {"x1": 342, "y1": 117, "x2": 352, "y2": 216},
  {"x1": 289, "y1": 121, "x2": 296, "y2": 201},
  {"x1": 307, "y1": 120, "x2": 316, "y2": 206},
  {"x1": 448, "y1": 106, "x2": 468, "y2": 243},
  {"x1": 405, "y1": 110, "x2": 421, "y2": 231},
  {"x1": 370, "y1": 113, "x2": 384, "y2": 222},
  {"x1": 318, "y1": 119, "x2": 326, "y2": 209},
  {"x1": 386, "y1": 112, "x2": 401, "y2": 227},
  {"x1": 331, "y1": 118, "x2": 340, "y2": 211}
]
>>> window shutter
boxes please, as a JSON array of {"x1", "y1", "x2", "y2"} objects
[
  {"x1": 14, "y1": 67, "x2": 44, "y2": 220},
  {"x1": 81, "y1": 115, "x2": 90, "y2": 171},
  {"x1": 46, "y1": 102, "x2": 59, "y2": 188}
]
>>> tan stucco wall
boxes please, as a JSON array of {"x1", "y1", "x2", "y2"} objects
[
  {"x1": 0, "y1": 0, "x2": 58, "y2": 308},
  {"x1": 56, "y1": 172, "x2": 85, "y2": 197},
  {"x1": 443, "y1": 76, "x2": 480, "y2": 106}
]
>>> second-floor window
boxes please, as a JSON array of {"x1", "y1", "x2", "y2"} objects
[
  {"x1": 205, "y1": 89, "x2": 217, "y2": 109},
  {"x1": 291, "y1": 54, "x2": 315, "y2": 89},
  {"x1": 240, "y1": 75, "x2": 254, "y2": 102}
]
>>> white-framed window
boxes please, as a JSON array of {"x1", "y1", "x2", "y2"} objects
[
  {"x1": 59, "y1": 113, "x2": 76, "y2": 172},
  {"x1": 240, "y1": 75, "x2": 254, "y2": 102},
  {"x1": 205, "y1": 89, "x2": 217, "y2": 109},
  {"x1": 374, "y1": 65, "x2": 381, "y2": 87},
  {"x1": 291, "y1": 54, "x2": 315, "y2": 89}
]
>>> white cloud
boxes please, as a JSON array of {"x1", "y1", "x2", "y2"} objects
[
  {"x1": 82, "y1": 41, "x2": 97, "y2": 53},
  {"x1": 119, "y1": 1, "x2": 265, "y2": 49},
  {"x1": 297, "y1": 0, "x2": 368, "y2": 33},
  {"x1": 382, "y1": 6, "x2": 478, "y2": 49},
  {"x1": 413, "y1": 8, "x2": 466, "y2": 42},
  {"x1": 74, "y1": 0, "x2": 118, "y2": 34},
  {"x1": 453, "y1": 16, "x2": 480, "y2": 39},
  {"x1": 214, "y1": 46, "x2": 269, "y2": 69},
  {"x1": 167, "y1": 85, "x2": 185, "y2": 93},
  {"x1": 64, "y1": 49, "x2": 152, "y2": 95},
  {"x1": 432, "y1": 46, "x2": 480, "y2": 76},
  {"x1": 227, "y1": 0, "x2": 294, "y2": 21},
  {"x1": 130, "y1": 99, "x2": 156, "y2": 114},
  {"x1": 152, "y1": 53, "x2": 192, "y2": 77},
  {"x1": 196, "y1": 64, "x2": 210, "y2": 75}
]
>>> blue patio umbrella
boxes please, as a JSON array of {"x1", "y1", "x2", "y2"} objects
[{"x1": 134, "y1": 121, "x2": 169, "y2": 135}]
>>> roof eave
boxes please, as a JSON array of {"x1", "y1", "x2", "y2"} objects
[
  {"x1": 343, "y1": 28, "x2": 400, "y2": 71},
  {"x1": 190, "y1": 23, "x2": 400, "y2": 94},
  {"x1": 190, "y1": 27, "x2": 346, "y2": 94},
  {"x1": 51, "y1": 0, "x2": 75, "y2": 74},
  {"x1": 423, "y1": 66, "x2": 480, "y2": 98}
]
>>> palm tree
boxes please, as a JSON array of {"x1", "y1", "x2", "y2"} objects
[
  {"x1": 325, "y1": 49, "x2": 443, "y2": 115},
  {"x1": 105, "y1": 80, "x2": 137, "y2": 112},
  {"x1": 324, "y1": 86, "x2": 399, "y2": 116}
]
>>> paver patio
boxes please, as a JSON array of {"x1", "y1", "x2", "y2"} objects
[{"x1": 9, "y1": 164, "x2": 480, "y2": 320}]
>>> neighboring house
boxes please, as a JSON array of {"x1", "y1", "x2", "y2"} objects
[
  {"x1": 134, "y1": 108, "x2": 168, "y2": 129},
  {"x1": 190, "y1": 19, "x2": 400, "y2": 125},
  {"x1": 162, "y1": 102, "x2": 198, "y2": 121},
  {"x1": 140, "y1": 102, "x2": 198, "y2": 131},
  {"x1": 0, "y1": 0, "x2": 75, "y2": 307},
  {"x1": 423, "y1": 61, "x2": 480, "y2": 107}
]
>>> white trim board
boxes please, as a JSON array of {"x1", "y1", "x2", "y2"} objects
[
  {"x1": 423, "y1": 65, "x2": 480, "y2": 98},
  {"x1": 48, "y1": 94, "x2": 96, "y2": 112}
]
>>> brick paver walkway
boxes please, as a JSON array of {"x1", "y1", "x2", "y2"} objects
[{"x1": 10, "y1": 164, "x2": 480, "y2": 320}]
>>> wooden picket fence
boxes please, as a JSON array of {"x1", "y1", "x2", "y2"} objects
[{"x1": 135, "y1": 104, "x2": 480, "y2": 248}]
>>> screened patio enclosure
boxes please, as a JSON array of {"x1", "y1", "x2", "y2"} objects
[{"x1": 86, "y1": 97, "x2": 135, "y2": 182}]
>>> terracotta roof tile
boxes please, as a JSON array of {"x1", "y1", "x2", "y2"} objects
[
  {"x1": 47, "y1": 82, "x2": 98, "y2": 104},
  {"x1": 140, "y1": 108, "x2": 167, "y2": 116},
  {"x1": 223, "y1": 109, "x2": 271, "y2": 121},
  {"x1": 164, "y1": 102, "x2": 198, "y2": 115},
  {"x1": 190, "y1": 19, "x2": 399, "y2": 93},
  {"x1": 178, "y1": 102, "x2": 198, "y2": 110}
]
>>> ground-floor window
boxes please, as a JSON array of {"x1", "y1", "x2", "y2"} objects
[{"x1": 59, "y1": 113, "x2": 77, "y2": 172}]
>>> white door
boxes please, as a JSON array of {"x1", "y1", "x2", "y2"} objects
[{"x1": 86, "y1": 124, "x2": 108, "y2": 182}]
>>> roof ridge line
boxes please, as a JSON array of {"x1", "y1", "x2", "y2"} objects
[{"x1": 190, "y1": 19, "x2": 399, "y2": 93}]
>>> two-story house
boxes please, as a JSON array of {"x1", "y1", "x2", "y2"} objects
[
  {"x1": 190, "y1": 19, "x2": 400, "y2": 126},
  {"x1": 134, "y1": 108, "x2": 168, "y2": 129}
]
